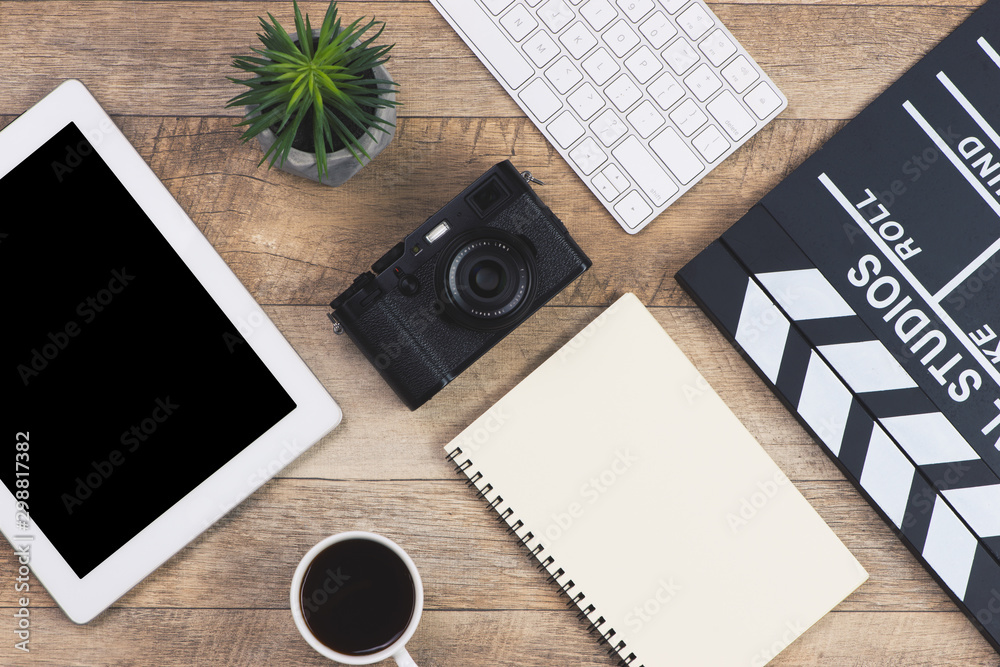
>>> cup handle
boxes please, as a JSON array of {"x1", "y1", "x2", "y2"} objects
[{"x1": 393, "y1": 647, "x2": 418, "y2": 667}]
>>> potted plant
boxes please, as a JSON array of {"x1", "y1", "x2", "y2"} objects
[{"x1": 227, "y1": 0, "x2": 399, "y2": 186}]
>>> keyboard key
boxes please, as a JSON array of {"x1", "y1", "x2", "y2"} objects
[
  {"x1": 592, "y1": 172, "x2": 618, "y2": 200},
  {"x1": 669, "y1": 98, "x2": 708, "y2": 136},
  {"x1": 523, "y1": 31, "x2": 561, "y2": 67},
  {"x1": 429, "y1": 0, "x2": 786, "y2": 233},
  {"x1": 624, "y1": 45, "x2": 663, "y2": 84},
  {"x1": 627, "y1": 100, "x2": 665, "y2": 138},
  {"x1": 606, "y1": 74, "x2": 642, "y2": 111},
  {"x1": 684, "y1": 63, "x2": 722, "y2": 101},
  {"x1": 616, "y1": 0, "x2": 654, "y2": 22},
  {"x1": 613, "y1": 135, "x2": 679, "y2": 206},
  {"x1": 500, "y1": 5, "x2": 539, "y2": 41},
  {"x1": 650, "y1": 127, "x2": 704, "y2": 184},
  {"x1": 583, "y1": 47, "x2": 620, "y2": 85},
  {"x1": 590, "y1": 109, "x2": 628, "y2": 146},
  {"x1": 721, "y1": 55, "x2": 759, "y2": 93},
  {"x1": 548, "y1": 110, "x2": 586, "y2": 147},
  {"x1": 603, "y1": 19, "x2": 641, "y2": 57},
  {"x1": 707, "y1": 90, "x2": 757, "y2": 140},
  {"x1": 519, "y1": 78, "x2": 563, "y2": 121},
  {"x1": 546, "y1": 56, "x2": 584, "y2": 93},
  {"x1": 601, "y1": 164, "x2": 631, "y2": 194},
  {"x1": 482, "y1": 0, "x2": 515, "y2": 15},
  {"x1": 615, "y1": 191, "x2": 654, "y2": 229},
  {"x1": 581, "y1": 0, "x2": 618, "y2": 30},
  {"x1": 560, "y1": 21, "x2": 599, "y2": 58},
  {"x1": 663, "y1": 38, "x2": 699, "y2": 74},
  {"x1": 648, "y1": 72, "x2": 684, "y2": 110},
  {"x1": 700, "y1": 28, "x2": 737, "y2": 67},
  {"x1": 692, "y1": 124, "x2": 731, "y2": 162},
  {"x1": 745, "y1": 81, "x2": 783, "y2": 119},
  {"x1": 569, "y1": 137, "x2": 608, "y2": 174},
  {"x1": 538, "y1": 0, "x2": 575, "y2": 32},
  {"x1": 568, "y1": 82, "x2": 606, "y2": 119},
  {"x1": 440, "y1": 0, "x2": 533, "y2": 89},
  {"x1": 639, "y1": 11, "x2": 677, "y2": 49},
  {"x1": 677, "y1": 3, "x2": 714, "y2": 40}
]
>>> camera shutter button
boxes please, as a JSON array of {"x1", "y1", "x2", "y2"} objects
[{"x1": 398, "y1": 274, "x2": 420, "y2": 296}]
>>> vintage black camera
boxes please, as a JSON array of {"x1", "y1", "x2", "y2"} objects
[{"x1": 329, "y1": 161, "x2": 592, "y2": 410}]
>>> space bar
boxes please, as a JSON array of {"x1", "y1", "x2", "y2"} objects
[{"x1": 434, "y1": 0, "x2": 533, "y2": 89}]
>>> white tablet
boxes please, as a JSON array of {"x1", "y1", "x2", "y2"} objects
[{"x1": 1, "y1": 80, "x2": 342, "y2": 623}]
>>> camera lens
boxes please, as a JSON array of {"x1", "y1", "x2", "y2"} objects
[
  {"x1": 438, "y1": 230, "x2": 535, "y2": 330},
  {"x1": 469, "y1": 260, "x2": 506, "y2": 298}
]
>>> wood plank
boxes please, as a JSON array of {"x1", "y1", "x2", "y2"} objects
[
  {"x1": 0, "y1": 3, "x2": 984, "y2": 119},
  {"x1": 0, "y1": 477, "x2": 971, "y2": 613},
  {"x1": 0, "y1": 115, "x2": 840, "y2": 308},
  {"x1": 224, "y1": 305, "x2": 845, "y2": 481},
  {"x1": 0, "y1": 607, "x2": 993, "y2": 666}
]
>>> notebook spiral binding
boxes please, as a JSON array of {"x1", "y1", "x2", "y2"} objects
[{"x1": 446, "y1": 446, "x2": 640, "y2": 667}]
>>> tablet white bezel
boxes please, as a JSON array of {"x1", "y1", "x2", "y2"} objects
[{"x1": 0, "y1": 79, "x2": 342, "y2": 623}]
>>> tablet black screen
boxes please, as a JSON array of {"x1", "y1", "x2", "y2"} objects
[{"x1": 1, "y1": 123, "x2": 296, "y2": 577}]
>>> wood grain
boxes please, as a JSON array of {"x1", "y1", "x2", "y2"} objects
[
  {"x1": 0, "y1": 3, "x2": 981, "y2": 119},
  {"x1": 2, "y1": 0, "x2": 998, "y2": 664},
  {"x1": 0, "y1": 114, "x2": 840, "y2": 308}
]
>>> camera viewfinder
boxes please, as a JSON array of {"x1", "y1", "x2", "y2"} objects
[{"x1": 468, "y1": 177, "x2": 510, "y2": 216}]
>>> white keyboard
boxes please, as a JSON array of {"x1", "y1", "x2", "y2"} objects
[{"x1": 430, "y1": 0, "x2": 787, "y2": 234}]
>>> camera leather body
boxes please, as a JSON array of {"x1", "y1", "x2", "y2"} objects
[{"x1": 330, "y1": 161, "x2": 591, "y2": 410}]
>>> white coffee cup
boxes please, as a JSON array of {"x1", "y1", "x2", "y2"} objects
[{"x1": 290, "y1": 531, "x2": 423, "y2": 666}]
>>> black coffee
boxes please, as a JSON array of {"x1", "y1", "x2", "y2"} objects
[{"x1": 299, "y1": 538, "x2": 416, "y2": 656}]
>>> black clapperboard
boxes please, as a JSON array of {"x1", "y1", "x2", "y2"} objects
[{"x1": 678, "y1": 0, "x2": 1000, "y2": 652}]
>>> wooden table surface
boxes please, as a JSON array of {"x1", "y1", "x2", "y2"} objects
[{"x1": 2, "y1": 0, "x2": 998, "y2": 665}]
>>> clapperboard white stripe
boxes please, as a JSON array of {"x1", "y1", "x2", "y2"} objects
[
  {"x1": 678, "y1": 238, "x2": 1000, "y2": 648},
  {"x1": 732, "y1": 276, "x2": 980, "y2": 598},
  {"x1": 980, "y1": 36, "x2": 1000, "y2": 70},
  {"x1": 755, "y1": 264, "x2": 1000, "y2": 540}
]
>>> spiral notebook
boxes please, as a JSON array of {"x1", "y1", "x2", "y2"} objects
[{"x1": 446, "y1": 293, "x2": 867, "y2": 666}]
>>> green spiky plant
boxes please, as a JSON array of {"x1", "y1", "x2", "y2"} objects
[{"x1": 227, "y1": 0, "x2": 399, "y2": 179}]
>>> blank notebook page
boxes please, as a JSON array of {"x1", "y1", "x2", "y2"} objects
[{"x1": 447, "y1": 293, "x2": 867, "y2": 666}]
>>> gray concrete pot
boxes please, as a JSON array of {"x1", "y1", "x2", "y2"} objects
[{"x1": 248, "y1": 29, "x2": 397, "y2": 187}]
